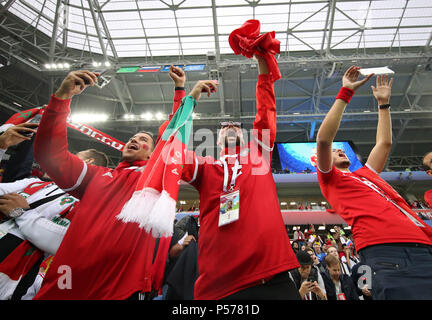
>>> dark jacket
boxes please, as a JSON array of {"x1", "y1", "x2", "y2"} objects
[
  {"x1": 165, "y1": 239, "x2": 199, "y2": 300},
  {"x1": 289, "y1": 268, "x2": 320, "y2": 300},
  {"x1": 321, "y1": 270, "x2": 359, "y2": 300}
]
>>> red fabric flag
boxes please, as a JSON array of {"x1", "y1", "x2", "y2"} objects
[
  {"x1": 229, "y1": 19, "x2": 281, "y2": 82},
  {"x1": 4, "y1": 106, "x2": 125, "y2": 152}
]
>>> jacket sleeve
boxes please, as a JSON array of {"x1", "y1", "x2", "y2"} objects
[
  {"x1": 156, "y1": 89, "x2": 186, "y2": 144},
  {"x1": 33, "y1": 94, "x2": 100, "y2": 199},
  {"x1": 180, "y1": 150, "x2": 207, "y2": 191},
  {"x1": 252, "y1": 74, "x2": 277, "y2": 153},
  {"x1": 14, "y1": 209, "x2": 68, "y2": 256}
]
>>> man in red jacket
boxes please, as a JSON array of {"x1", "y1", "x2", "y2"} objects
[
  {"x1": 178, "y1": 55, "x2": 300, "y2": 300},
  {"x1": 316, "y1": 67, "x2": 432, "y2": 300},
  {"x1": 422, "y1": 152, "x2": 432, "y2": 207},
  {"x1": 32, "y1": 67, "x2": 215, "y2": 300}
]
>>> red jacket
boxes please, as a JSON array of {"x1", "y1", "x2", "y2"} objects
[
  {"x1": 33, "y1": 91, "x2": 184, "y2": 300},
  {"x1": 180, "y1": 75, "x2": 299, "y2": 300}
]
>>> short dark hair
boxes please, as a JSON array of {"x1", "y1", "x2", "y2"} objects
[
  {"x1": 305, "y1": 247, "x2": 314, "y2": 255},
  {"x1": 136, "y1": 130, "x2": 155, "y2": 150},
  {"x1": 84, "y1": 149, "x2": 109, "y2": 167}
]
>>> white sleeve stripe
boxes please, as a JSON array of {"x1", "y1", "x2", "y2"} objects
[
  {"x1": 365, "y1": 163, "x2": 378, "y2": 174},
  {"x1": 62, "y1": 161, "x2": 88, "y2": 192},
  {"x1": 254, "y1": 136, "x2": 274, "y2": 152},
  {"x1": 186, "y1": 156, "x2": 199, "y2": 184},
  {"x1": 316, "y1": 164, "x2": 333, "y2": 174}
]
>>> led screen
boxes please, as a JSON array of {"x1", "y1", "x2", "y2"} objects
[{"x1": 276, "y1": 141, "x2": 363, "y2": 173}]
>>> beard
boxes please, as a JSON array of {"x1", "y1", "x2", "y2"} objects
[
  {"x1": 224, "y1": 133, "x2": 241, "y2": 148},
  {"x1": 337, "y1": 159, "x2": 351, "y2": 168}
]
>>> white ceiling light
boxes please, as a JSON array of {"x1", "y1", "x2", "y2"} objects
[
  {"x1": 71, "y1": 113, "x2": 108, "y2": 123},
  {"x1": 124, "y1": 114, "x2": 135, "y2": 120},
  {"x1": 155, "y1": 112, "x2": 164, "y2": 120},
  {"x1": 140, "y1": 112, "x2": 153, "y2": 120}
]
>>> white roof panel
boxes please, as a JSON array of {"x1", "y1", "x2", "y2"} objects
[{"x1": 6, "y1": 0, "x2": 432, "y2": 57}]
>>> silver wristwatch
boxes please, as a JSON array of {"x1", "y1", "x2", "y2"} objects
[{"x1": 8, "y1": 207, "x2": 25, "y2": 218}]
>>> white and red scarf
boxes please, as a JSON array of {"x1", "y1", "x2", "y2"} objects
[{"x1": 116, "y1": 96, "x2": 196, "y2": 238}]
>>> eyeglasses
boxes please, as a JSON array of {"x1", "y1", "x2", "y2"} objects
[
  {"x1": 220, "y1": 121, "x2": 242, "y2": 128},
  {"x1": 332, "y1": 148, "x2": 345, "y2": 153}
]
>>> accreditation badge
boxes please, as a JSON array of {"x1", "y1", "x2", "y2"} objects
[{"x1": 218, "y1": 189, "x2": 240, "y2": 227}]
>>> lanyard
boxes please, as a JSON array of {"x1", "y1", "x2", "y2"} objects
[
  {"x1": 348, "y1": 175, "x2": 425, "y2": 228},
  {"x1": 220, "y1": 154, "x2": 242, "y2": 192}
]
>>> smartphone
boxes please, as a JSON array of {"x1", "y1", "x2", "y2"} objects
[
  {"x1": 27, "y1": 113, "x2": 42, "y2": 124},
  {"x1": 94, "y1": 69, "x2": 110, "y2": 89},
  {"x1": 20, "y1": 113, "x2": 42, "y2": 137},
  {"x1": 76, "y1": 69, "x2": 108, "y2": 86},
  {"x1": 359, "y1": 66, "x2": 394, "y2": 76}
]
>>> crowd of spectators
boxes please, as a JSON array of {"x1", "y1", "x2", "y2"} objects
[{"x1": 288, "y1": 224, "x2": 371, "y2": 300}]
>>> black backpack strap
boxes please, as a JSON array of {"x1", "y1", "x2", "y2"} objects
[{"x1": 28, "y1": 192, "x2": 67, "y2": 210}]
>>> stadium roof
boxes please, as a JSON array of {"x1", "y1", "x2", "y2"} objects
[{"x1": 0, "y1": 0, "x2": 431, "y2": 174}]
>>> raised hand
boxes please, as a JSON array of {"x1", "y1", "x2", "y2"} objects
[
  {"x1": 169, "y1": 65, "x2": 186, "y2": 87},
  {"x1": 55, "y1": 70, "x2": 99, "y2": 100},
  {"x1": 189, "y1": 80, "x2": 218, "y2": 101},
  {"x1": 371, "y1": 74, "x2": 393, "y2": 105},
  {"x1": 342, "y1": 66, "x2": 374, "y2": 92},
  {"x1": 0, "y1": 122, "x2": 39, "y2": 149}
]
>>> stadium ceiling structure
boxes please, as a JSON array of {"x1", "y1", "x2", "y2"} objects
[{"x1": 0, "y1": 0, "x2": 432, "y2": 170}]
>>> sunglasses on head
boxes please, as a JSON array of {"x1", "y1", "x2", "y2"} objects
[{"x1": 220, "y1": 121, "x2": 242, "y2": 128}]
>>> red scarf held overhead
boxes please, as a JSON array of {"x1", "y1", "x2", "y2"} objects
[
  {"x1": 229, "y1": 19, "x2": 281, "y2": 82},
  {"x1": 5, "y1": 106, "x2": 126, "y2": 152}
]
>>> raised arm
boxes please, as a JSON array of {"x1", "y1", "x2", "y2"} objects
[
  {"x1": 34, "y1": 70, "x2": 101, "y2": 199},
  {"x1": 180, "y1": 80, "x2": 219, "y2": 188},
  {"x1": 316, "y1": 66, "x2": 374, "y2": 173},
  {"x1": 157, "y1": 66, "x2": 186, "y2": 143},
  {"x1": 253, "y1": 54, "x2": 276, "y2": 150},
  {"x1": 365, "y1": 75, "x2": 393, "y2": 174}
]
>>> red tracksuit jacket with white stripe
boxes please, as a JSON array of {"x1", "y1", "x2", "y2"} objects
[
  {"x1": 33, "y1": 90, "x2": 185, "y2": 300},
  {"x1": 181, "y1": 74, "x2": 299, "y2": 300}
]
